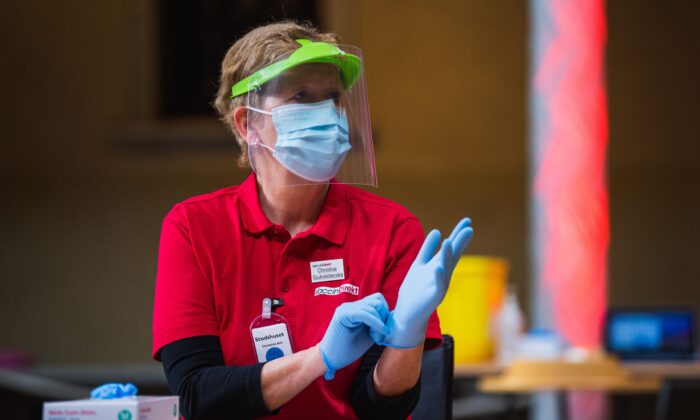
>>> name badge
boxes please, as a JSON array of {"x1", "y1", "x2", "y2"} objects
[
  {"x1": 251, "y1": 323, "x2": 293, "y2": 363},
  {"x1": 310, "y1": 258, "x2": 345, "y2": 283}
]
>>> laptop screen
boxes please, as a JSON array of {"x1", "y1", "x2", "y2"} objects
[{"x1": 605, "y1": 308, "x2": 697, "y2": 361}]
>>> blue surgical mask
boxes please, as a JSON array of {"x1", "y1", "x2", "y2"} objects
[{"x1": 248, "y1": 99, "x2": 351, "y2": 182}]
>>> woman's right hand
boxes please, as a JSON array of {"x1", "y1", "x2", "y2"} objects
[{"x1": 318, "y1": 293, "x2": 390, "y2": 380}]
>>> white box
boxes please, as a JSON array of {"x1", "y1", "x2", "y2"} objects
[{"x1": 43, "y1": 396, "x2": 179, "y2": 420}]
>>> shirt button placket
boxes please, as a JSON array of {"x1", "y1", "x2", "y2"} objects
[{"x1": 278, "y1": 253, "x2": 291, "y2": 294}]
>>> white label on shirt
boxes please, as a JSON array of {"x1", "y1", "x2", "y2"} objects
[
  {"x1": 251, "y1": 323, "x2": 293, "y2": 363},
  {"x1": 314, "y1": 283, "x2": 360, "y2": 297},
  {"x1": 310, "y1": 258, "x2": 345, "y2": 283}
]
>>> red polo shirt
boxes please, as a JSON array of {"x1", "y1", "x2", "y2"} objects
[{"x1": 153, "y1": 173, "x2": 441, "y2": 418}]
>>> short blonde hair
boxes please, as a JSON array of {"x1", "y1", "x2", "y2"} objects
[{"x1": 214, "y1": 21, "x2": 339, "y2": 167}]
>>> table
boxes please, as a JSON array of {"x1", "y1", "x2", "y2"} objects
[
  {"x1": 476, "y1": 358, "x2": 661, "y2": 393},
  {"x1": 455, "y1": 359, "x2": 700, "y2": 420},
  {"x1": 455, "y1": 360, "x2": 700, "y2": 381}
]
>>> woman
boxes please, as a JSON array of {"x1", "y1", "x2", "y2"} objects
[{"x1": 152, "y1": 21, "x2": 473, "y2": 419}]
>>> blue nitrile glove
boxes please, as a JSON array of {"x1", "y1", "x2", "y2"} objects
[
  {"x1": 91, "y1": 383, "x2": 138, "y2": 399},
  {"x1": 378, "y1": 218, "x2": 474, "y2": 348},
  {"x1": 319, "y1": 293, "x2": 390, "y2": 380}
]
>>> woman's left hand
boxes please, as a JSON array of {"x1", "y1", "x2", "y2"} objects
[{"x1": 376, "y1": 218, "x2": 473, "y2": 348}]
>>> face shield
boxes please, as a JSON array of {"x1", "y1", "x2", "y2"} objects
[{"x1": 231, "y1": 40, "x2": 377, "y2": 188}]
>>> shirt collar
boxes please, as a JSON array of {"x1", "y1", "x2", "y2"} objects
[
  {"x1": 238, "y1": 174, "x2": 274, "y2": 234},
  {"x1": 307, "y1": 180, "x2": 349, "y2": 246},
  {"x1": 238, "y1": 173, "x2": 349, "y2": 246}
]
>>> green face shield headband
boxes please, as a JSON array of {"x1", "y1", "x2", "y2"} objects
[{"x1": 230, "y1": 39, "x2": 363, "y2": 98}]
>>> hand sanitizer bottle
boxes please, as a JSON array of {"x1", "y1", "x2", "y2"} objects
[{"x1": 496, "y1": 286, "x2": 523, "y2": 365}]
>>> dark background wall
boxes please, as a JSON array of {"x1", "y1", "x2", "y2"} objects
[
  {"x1": 0, "y1": 0, "x2": 697, "y2": 364},
  {"x1": 606, "y1": 0, "x2": 700, "y2": 305}
]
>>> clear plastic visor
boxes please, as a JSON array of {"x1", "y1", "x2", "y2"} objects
[{"x1": 243, "y1": 45, "x2": 376, "y2": 188}]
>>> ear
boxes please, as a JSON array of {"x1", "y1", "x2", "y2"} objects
[{"x1": 232, "y1": 106, "x2": 249, "y2": 143}]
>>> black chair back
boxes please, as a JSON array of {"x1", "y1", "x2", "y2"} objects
[
  {"x1": 655, "y1": 378, "x2": 700, "y2": 420},
  {"x1": 412, "y1": 334, "x2": 454, "y2": 420}
]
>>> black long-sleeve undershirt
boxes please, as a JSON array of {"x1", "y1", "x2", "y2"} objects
[
  {"x1": 159, "y1": 336, "x2": 420, "y2": 419},
  {"x1": 350, "y1": 344, "x2": 421, "y2": 419},
  {"x1": 160, "y1": 336, "x2": 275, "y2": 419}
]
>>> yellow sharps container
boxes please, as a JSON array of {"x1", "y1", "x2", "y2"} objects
[{"x1": 437, "y1": 256, "x2": 508, "y2": 363}]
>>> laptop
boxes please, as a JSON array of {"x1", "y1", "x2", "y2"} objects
[{"x1": 604, "y1": 307, "x2": 697, "y2": 361}]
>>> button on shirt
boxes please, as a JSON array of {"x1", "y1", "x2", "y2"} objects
[{"x1": 153, "y1": 174, "x2": 442, "y2": 419}]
